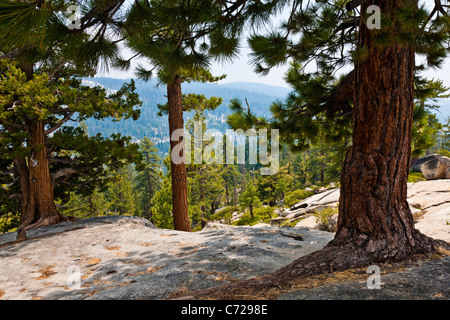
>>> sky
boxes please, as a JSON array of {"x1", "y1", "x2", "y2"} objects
[
  {"x1": 99, "y1": 47, "x2": 450, "y2": 92},
  {"x1": 99, "y1": 44, "x2": 291, "y2": 88}
]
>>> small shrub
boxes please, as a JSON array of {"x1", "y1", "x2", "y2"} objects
[
  {"x1": 284, "y1": 189, "x2": 315, "y2": 207},
  {"x1": 437, "y1": 149, "x2": 450, "y2": 158},
  {"x1": 408, "y1": 172, "x2": 426, "y2": 183},
  {"x1": 235, "y1": 207, "x2": 275, "y2": 226},
  {"x1": 313, "y1": 207, "x2": 339, "y2": 232},
  {"x1": 210, "y1": 206, "x2": 239, "y2": 221},
  {"x1": 0, "y1": 212, "x2": 20, "y2": 234},
  {"x1": 253, "y1": 207, "x2": 275, "y2": 217}
]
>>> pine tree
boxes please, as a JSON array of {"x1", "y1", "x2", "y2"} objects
[
  {"x1": 221, "y1": 164, "x2": 242, "y2": 206},
  {"x1": 119, "y1": 0, "x2": 244, "y2": 231},
  {"x1": 412, "y1": 78, "x2": 449, "y2": 157},
  {"x1": 135, "y1": 137, "x2": 161, "y2": 221},
  {"x1": 440, "y1": 118, "x2": 450, "y2": 153},
  {"x1": 240, "y1": 177, "x2": 260, "y2": 218},
  {"x1": 58, "y1": 188, "x2": 109, "y2": 219},
  {"x1": 236, "y1": 0, "x2": 450, "y2": 272},
  {"x1": 0, "y1": 0, "x2": 139, "y2": 238},
  {"x1": 185, "y1": 110, "x2": 225, "y2": 228},
  {"x1": 257, "y1": 164, "x2": 292, "y2": 206},
  {"x1": 0, "y1": 62, "x2": 142, "y2": 239},
  {"x1": 104, "y1": 166, "x2": 140, "y2": 216},
  {"x1": 151, "y1": 157, "x2": 174, "y2": 229},
  {"x1": 193, "y1": 1, "x2": 450, "y2": 296}
]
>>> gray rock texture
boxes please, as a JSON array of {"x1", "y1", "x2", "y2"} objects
[
  {"x1": 0, "y1": 217, "x2": 333, "y2": 300},
  {"x1": 279, "y1": 256, "x2": 450, "y2": 300}
]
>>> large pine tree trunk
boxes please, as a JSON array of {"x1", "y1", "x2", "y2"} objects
[
  {"x1": 16, "y1": 120, "x2": 69, "y2": 240},
  {"x1": 331, "y1": 0, "x2": 438, "y2": 260},
  {"x1": 274, "y1": 1, "x2": 446, "y2": 278},
  {"x1": 167, "y1": 75, "x2": 191, "y2": 232},
  {"x1": 272, "y1": 1, "x2": 448, "y2": 279}
]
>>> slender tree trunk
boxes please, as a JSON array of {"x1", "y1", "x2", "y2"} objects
[
  {"x1": 167, "y1": 75, "x2": 191, "y2": 232},
  {"x1": 210, "y1": 199, "x2": 215, "y2": 215},
  {"x1": 16, "y1": 120, "x2": 70, "y2": 240},
  {"x1": 232, "y1": 176, "x2": 238, "y2": 206},
  {"x1": 225, "y1": 185, "x2": 230, "y2": 205},
  {"x1": 200, "y1": 175, "x2": 207, "y2": 228}
]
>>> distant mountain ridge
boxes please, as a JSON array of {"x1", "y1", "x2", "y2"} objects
[
  {"x1": 79, "y1": 77, "x2": 449, "y2": 157},
  {"x1": 219, "y1": 81, "x2": 291, "y2": 98},
  {"x1": 80, "y1": 77, "x2": 291, "y2": 156}
]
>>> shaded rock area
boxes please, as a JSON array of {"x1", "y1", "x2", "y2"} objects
[{"x1": 279, "y1": 256, "x2": 450, "y2": 300}]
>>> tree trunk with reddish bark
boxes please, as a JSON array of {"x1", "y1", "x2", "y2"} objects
[
  {"x1": 167, "y1": 75, "x2": 191, "y2": 232},
  {"x1": 273, "y1": 1, "x2": 447, "y2": 279},
  {"x1": 331, "y1": 0, "x2": 441, "y2": 260},
  {"x1": 15, "y1": 120, "x2": 70, "y2": 240}
]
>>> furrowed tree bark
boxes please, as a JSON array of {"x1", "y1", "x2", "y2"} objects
[
  {"x1": 167, "y1": 75, "x2": 191, "y2": 232},
  {"x1": 16, "y1": 120, "x2": 71, "y2": 240},
  {"x1": 331, "y1": 0, "x2": 441, "y2": 260},
  {"x1": 274, "y1": 0, "x2": 448, "y2": 278}
]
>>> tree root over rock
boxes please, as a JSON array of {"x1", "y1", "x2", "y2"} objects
[
  {"x1": 16, "y1": 214, "x2": 80, "y2": 241},
  {"x1": 173, "y1": 233, "x2": 450, "y2": 300}
]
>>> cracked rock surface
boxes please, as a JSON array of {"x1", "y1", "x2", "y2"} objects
[{"x1": 0, "y1": 217, "x2": 333, "y2": 300}]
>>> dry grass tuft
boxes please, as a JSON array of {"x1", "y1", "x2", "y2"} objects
[
  {"x1": 105, "y1": 246, "x2": 121, "y2": 251},
  {"x1": 34, "y1": 265, "x2": 56, "y2": 280}
]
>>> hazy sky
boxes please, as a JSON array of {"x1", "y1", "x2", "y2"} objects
[
  {"x1": 100, "y1": 43, "x2": 450, "y2": 91},
  {"x1": 99, "y1": 43, "x2": 291, "y2": 88}
]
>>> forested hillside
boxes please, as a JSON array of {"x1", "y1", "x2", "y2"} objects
[{"x1": 81, "y1": 77, "x2": 290, "y2": 157}]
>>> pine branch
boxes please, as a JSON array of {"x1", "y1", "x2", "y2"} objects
[
  {"x1": 48, "y1": 157, "x2": 78, "y2": 165},
  {"x1": 345, "y1": 0, "x2": 367, "y2": 12},
  {"x1": 78, "y1": 0, "x2": 125, "y2": 31},
  {"x1": 0, "y1": 45, "x2": 31, "y2": 60},
  {"x1": 323, "y1": 69, "x2": 355, "y2": 113},
  {"x1": 51, "y1": 167, "x2": 78, "y2": 181},
  {"x1": 45, "y1": 111, "x2": 76, "y2": 135}
]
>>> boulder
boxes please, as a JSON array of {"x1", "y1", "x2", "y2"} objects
[
  {"x1": 411, "y1": 154, "x2": 450, "y2": 180},
  {"x1": 306, "y1": 204, "x2": 337, "y2": 214},
  {"x1": 295, "y1": 215, "x2": 319, "y2": 229},
  {"x1": 279, "y1": 210, "x2": 292, "y2": 217},
  {"x1": 291, "y1": 180, "x2": 450, "y2": 241},
  {"x1": 270, "y1": 217, "x2": 288, "y2": 226}
]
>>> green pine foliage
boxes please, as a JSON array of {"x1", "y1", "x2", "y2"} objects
[
  {"x1": 0, "y1": 61, "x2": 142, "y2": 220},
  {"x1": 135, "y1": 137, "x2": 161, "y2": 220},
  {"x1": 150, "y1": 156, "x2": 174, "y2": 229},
  {"x1": 239, "y1": 177, "x2": 261, "y2": 218}
]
